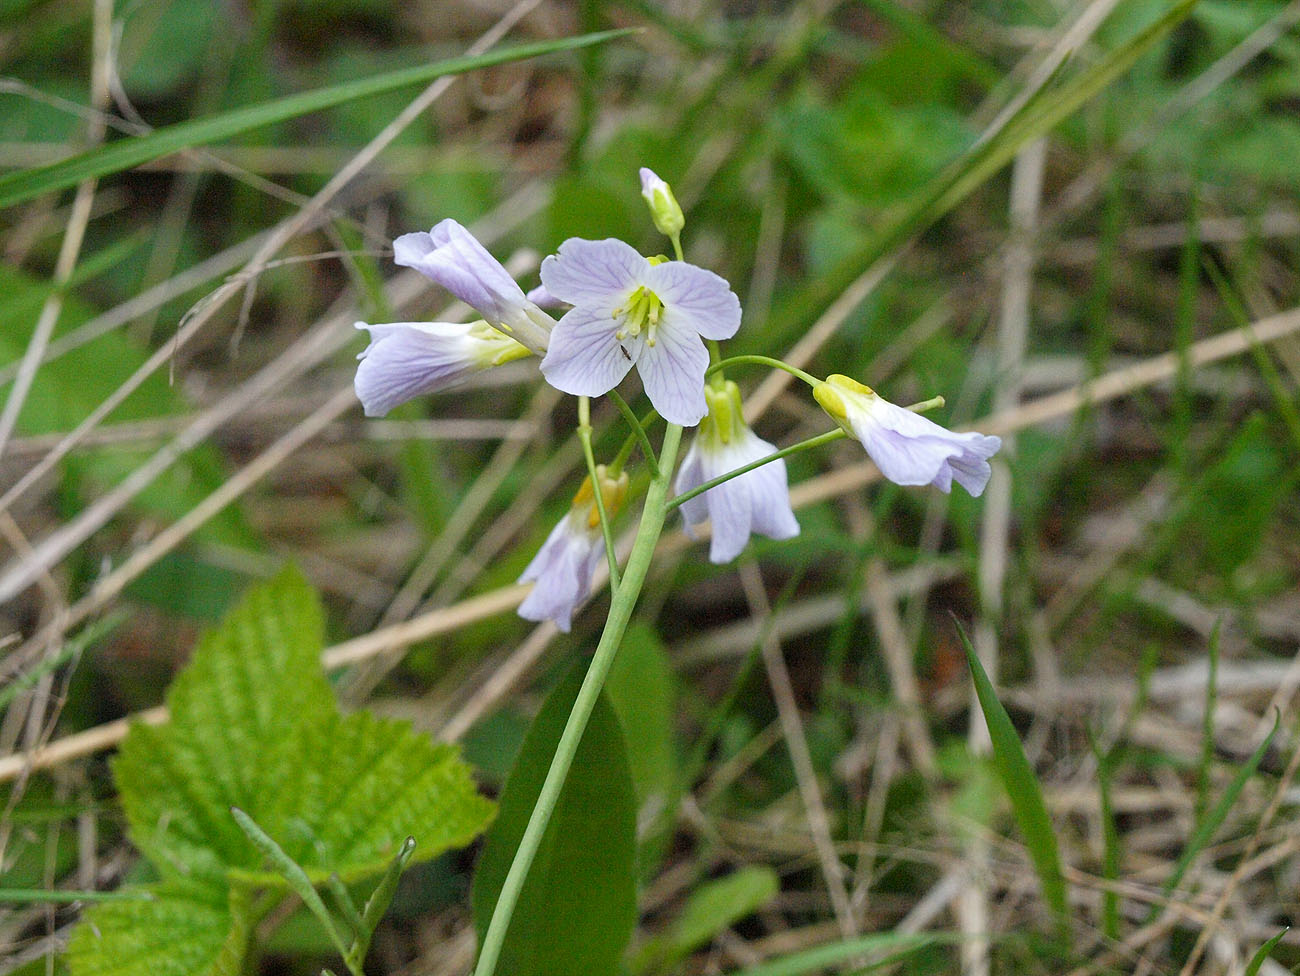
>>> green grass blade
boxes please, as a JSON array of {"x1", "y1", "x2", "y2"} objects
[
  {"x1": 1160, "y1": 710, "x2": 1280, "y2": 903},
  {"x1": 0, "y1": 30, "x2": 634, "y2": 211},
  {"x1": 1196, "y1": 621, "x2": 1222, "y2": 824},
  {"x1": 1244, "y1": 928, "x2": 1289, "y2": 976},
  {"x1": 958, "y1": 623, "x2": 1069, "y2": 932},
  {"x1": 724, "y1": 932, "x2": 953, "y2": 976}
]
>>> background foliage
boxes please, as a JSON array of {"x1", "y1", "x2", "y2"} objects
[{"x1": 3, "y1": 0, "x2": 1300, "y2": 973}]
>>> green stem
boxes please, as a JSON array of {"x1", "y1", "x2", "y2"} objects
[
  {"x1": 611, "y1": 408, "x2": 659, "y2": 472},
  {"x1": 607, "y1": 388, "x2": 658, "y2": 477},
  {"x1": 472, "y1": 423, "x2": 684, "y2": 976},
  {"x1": 577, "y1": 397, "x2": 620, "y2": 592},
  {"x1": 706, "y1": 354, "x2": 821, "y2": 388},
  {"x1": 706, "y1": 339, "x2": 726, "y2": 391},
  {"x1": 666, "y1": 428, "x2": 845, "y2": 513},
  {"x1": 0, "y1": 888, "x2": 153, "y2": 903}
]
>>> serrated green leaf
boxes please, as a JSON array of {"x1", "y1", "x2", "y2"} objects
[
  {"x1": 65, "y1": 881, "x2": 251, "y2": 976},
  {"x1": 114, "y1": 566, "x2": 332, "y2": 881},
  {"x1": 257, "y1": 708, "x2": 495, "y2": 883},
  {"x1": 472, "y1": 663, "x2": 638, "y2": 976},
  {"x1": 114, "y1": 566, "x2": 494, "y2": 888}
]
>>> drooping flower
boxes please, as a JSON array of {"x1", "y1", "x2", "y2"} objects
[
  {"x1": 639, "y1": 167, "x2": 684, "y2": 239},
  {"x1": 393, "y1": 218, "x2": 555, "y2": 354},
  {"x1": 674, "y1": 380, "x2": 799, "y2": 563},
  {"x1": 538, "y1": 238, "x2": 741, "y2": 426},
  {"x1": 813, "y1": 374, "x2": 1001, "y2": 496},
  {"x1": 353, "y1": 320, "x2": 530, "y2": 417},
  {"x1": 518, "y1": 466, "x2": 629, "y2": 632}
]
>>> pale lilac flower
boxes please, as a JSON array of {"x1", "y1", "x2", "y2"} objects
[
  {"x1": 538, "y1": 238, "x2": 741, "y2": 426},
  {"x1": 393, "y1": 219, "x2": 554, "y2": 354},
  {"x1": 518, "y1": 466, "x2": 629, "y2": 632},
  {"x1": 353, "y1": 320, "x2": 529, "y2": 417},
  {"x1": 814, "y1": 374, "x2": 1001, "y2": 496},
  {"x1": 674, "y1": 381, "x2": 798, "y2": 563}
]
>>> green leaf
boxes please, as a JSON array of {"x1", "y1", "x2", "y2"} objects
[
  {"x1": 1161, "y1": 711, "x2": 1279, "y2": 905},
  {"x1": 66, "y1": 881, "x2": 252, "y2": 976},
  {"x1": 604, "y1": 621, "x2": 678, "y2": 825},
  {"x1": 114, "y1": 566, "x2": 333, "y2": 881},
  {"x1": 472, "y1": 662, "x2": 638, "y2": 976},
  {"x1": 114, "y1": 566, "x2": 494, "y2": 885},
  {"x1": 0, "y1": 31, "x2": 634, "y2": 210},
  {"x1": 724, "y1": 932, "x2": 951, "y2": 976},
  {"x1": 1244, "y1": 928, "x2": 1289, "y2": 976},
  {"x1": 634, "y1": 866, "x2": 779, "y2": 973},
  {"x1": 959, "y1": 624, "x2": 1069, "y2": 932},
  {"x1": 254, "y1": 707, "x2": 496, "y2": 884}
]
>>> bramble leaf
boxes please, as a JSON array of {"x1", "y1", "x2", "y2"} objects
[
  {"x1": 65, "y1": 881, "x2": 251, "y2": 976},
  {"x1": 73, "y1": 567, "x2": 494, "y2": 976}
]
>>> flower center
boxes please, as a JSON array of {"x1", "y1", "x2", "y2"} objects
[{"x1": 613, "y1": 286, "x2": 664, "y2": 347}]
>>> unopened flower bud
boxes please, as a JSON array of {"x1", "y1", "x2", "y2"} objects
[{"x1": 639, "y1": 167, "x2": 685, "y2": 239}]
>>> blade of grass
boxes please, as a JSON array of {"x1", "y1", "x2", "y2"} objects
[
  {"x1": 0, "y1": 30, "x2": 634, "y2": 211},
  {"x1": 1153, "y1": 710, "x2": 1280, "y2": 916},
  {"x1": 725, "y1": 932, "x2": 955, "y2": 976},
  {"x1": 957, "y1": 620, "x2": 1069, "y2": 934},
  {"x1": 1244, "y1": 928, "x2": 1289, "y2": 976},
  {"x1": 1196, "y1": 621, "x2": 1221, "y2": 825}
]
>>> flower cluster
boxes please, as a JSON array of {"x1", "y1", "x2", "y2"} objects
[{"x1": 354, "y1": 170, "x2": 1001, "y2": 631}]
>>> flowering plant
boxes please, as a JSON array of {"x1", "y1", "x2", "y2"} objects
[{"x1": 352, "y1": 169, "x2": 1000, "y2": 976}]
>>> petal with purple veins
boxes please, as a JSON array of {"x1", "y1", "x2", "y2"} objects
[
  {"x1": 540, "y1": 306, "x2": 640, "y2": 397},
  {"x1": 634, "y1": 316, "x2": 709, "y2": 426},
  {"x1": 353, "y1": 321, "x2": 478, "y2": 417},
  {"x1": 540, "y1": 238, "x2": 647, "y2": 307},
  {"x1": 644, "y1": 260, "x2": 742, "y2": 341}
]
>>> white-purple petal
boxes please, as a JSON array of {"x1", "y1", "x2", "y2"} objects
[
  {"x1": 675, "y1": 427, "x2": 799, "y2": 563},
  {"x1": 673, "y1": 442, "x2": 710, "y2": 531},
  {"x1": 540, "y1": 238, "x2": 647, "y2": 307},
  {"x1": 540, "y1": 306, "x2": 640, "y2": 397},
  {"x1": 846, "y1": 394, "x2": 1001, "y2": 497},
  {"x1": 517, "y1": 517, "x2": 602, "y2": 632},
  {"x1": 353, "y1": 321, "x2": 479, "y2": 417},
  {"x1": 634, "y1": 316, "x2": 710, "y2": 426},
  {"x1": 395, "y1": 219, "x2": 529, "y2": 328},
  {"x1": 526, "y1": 283, "x2": 565, "y2": 309},
  {"x1": 643, "y1": 261, "x2": 741, "y2": 341}
]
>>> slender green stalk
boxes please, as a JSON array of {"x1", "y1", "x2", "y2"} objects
[
  {"x1": 706, "y1": 354, "x2": 821, "y2": 388},
  {"x1": 706, "y1": 339, "x2": 727, "y2": 391},
  {"x1": 666, "y1": 428, "x2": 845, "y2": 513},
  {"x1": 611, "y1": 407, "x2": 660, "y2": 472},
  {"x1": 577, "y1": 397, "x2": 620, "y2": 592},
  {"x1": 0, "y1": 888, "x2": 153, "y2": 904},
  {"x1": 608, "y1": 388, "x2": 658, "y2": 477},
  {"x1": 472, "y1": 424, "x2": 684, "y2": 976}
]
